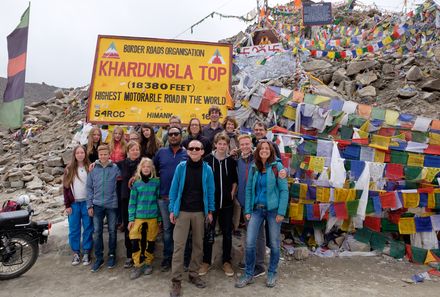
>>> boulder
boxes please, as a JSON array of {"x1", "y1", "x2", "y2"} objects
[
  {"x1": 62, "y1": 149, "x2": 73, "y2": 165},
  {"x1": 406, "y1": 66, "x2": 423, "y2": 81},
  {"x1": 357, "y1": 86, "x2": 376, "y2": 97},
  {"x1": 332, "y1": 68, "x2": 348, "y2": 84},
  {"x1": 382, "y1": 63, "x2": 394, "y2": 75},
  {"x1": 356, "y1": 72, "x2": 378, "y2": 85},
  {"x1": 37, "y1": 114, "x2": 54, "y2": 123},
  {"x1": 10, "y1": 180, "x2": 24, "y2": 188},
  {"x1": 22, "y1": 175, "x2": 34, "y2": 182},
  {"x1": 421, "y1": 79, "x2": 440, "y2": 92},
  {"x1": 54, "y1": 89, "x2": 64, "y2": 99},
  {"x1": 398, "y1": 87, "x2": 418, "y2": 99},
  {"x1": 46, "y1": 156, "x2": 63, "y2": 167},
  {"x1": 346, "y1": 61, "x2": 376, "y2": 76},
  {"x1": 51, "y1": 167, "x2": 65, "y2": 176},
  {"x1": 40, "y1": 172, "x2": 55, "y2": 182},
  {"x1": 26, "y1": 176, "x2": 43, "y2": 190},
  {"x1": 345, "y1": 80, "x2": 356, "y2": 97},
  {"x1": 420, "y1": 92, "x2": 439, "y2": 103},
  {"x1": 46, "y1": 104, "x2": 65, "y2": 114},
  {"x1": 431, "y1": 69, "x2": 440, "y2": 79},
  {"x1": 302, "y1": 59, "x2": 333, "y2": 72},
  {"x1": 402, "y1": 56, "x2": 415, "y2": 66}
]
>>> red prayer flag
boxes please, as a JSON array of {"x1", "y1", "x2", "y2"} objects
[
  {"x1": 385, "y1": 163, "x2": 404, "y2": 180},
  {"x1": 313, "y1": 203, "x2": 320, "y2": 219},
  {"x1": 364, "y1": 216, "x2": 381, "y2": 232},
  {"x1": 334, "y1": 202, "x2": 348, "y2": 220},
  {"x1": 424, "y1": 145, "x2": 440, "y2": 155},
  {"x1": 378, "y1": 127, "x2": 395, "y2": 137},
  {"x1": 405, "y1": 244, "x2": 413, "y2": 262},
  {"x1": 380, "y1": 192, "x2": 397, "y2": 209}
]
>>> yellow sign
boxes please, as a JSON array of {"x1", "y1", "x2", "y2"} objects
[{"x1": 87, "y1": 35, "x2": 232, "y2": 125}]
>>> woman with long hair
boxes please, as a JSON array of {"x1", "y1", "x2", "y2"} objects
[
  {"x1": 63, "y1": 145, "x2": 93, "y2": 266},
  {"x1": 140, "y1": 124, "x2": 162, "y2": 159},
  {"x1": 222, "y1": 116, "x2": 239, "y2": 157},
  {"x1": 109, "y1": 126, "x2": 127, "y2": 163},
  {"x1": 116, "y1": 141, "x2": 142, "y2": 269},
  {"x1": 181, "y1": 118, "x2": 212, "y2": 156},
  {"x1": 85, "y1": 126, "x2": 102, "y2": 163},
  {"x1": 235, "y1": 140, "x2": 288, "y2": 289}
]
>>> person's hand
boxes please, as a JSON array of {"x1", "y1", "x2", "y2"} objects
[
  {"x1": 128, "y1": 177, "x2": 136, "y2": 189},
  {"x1": 127, "y1": 222, "x2": 134, "y2": 231},
  {"x1": 276, "y1": 215, "x2": 284, "y2": 223},
  {"x1": 88, "y1": 163, "x2": 96, "y2": 171},
  {"x1": 170, "y1": 212, "x2": 176, "y2": 224},
  {"x1": 279, "y1": 169, "x2": 287, "y2": 179},
  {"x1": 88, "y1": 208, "x2": 94, "y2": 217},
  {"x1": 207, "y1": 212, "x2": 213, "y2": 223},
  {"x1": 64, "y1": 207, "x2": 72, "y2": 216},
  {"x1": 230, "y1": 148, "x2": 239, "y2": 157},
  {"x1": 245, "y1": 214, "x2": 251, "y2": 221}
]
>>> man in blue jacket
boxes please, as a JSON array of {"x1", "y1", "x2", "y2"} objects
[
  {"x1": 153, "y1": 127, "x2": 187, "y2": 272},
  {"x1": 169, "y1": 140, "x2": 215, "y2": 297},
  {"x1": 86, "y1": 144, "x2": 121, "y2": 272}
]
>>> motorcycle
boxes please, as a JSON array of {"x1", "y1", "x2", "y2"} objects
[{"x1": 0, "y1": 205, "x2": 51, "y2": 280}]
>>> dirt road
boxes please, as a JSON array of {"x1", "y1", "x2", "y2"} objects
[{"x1": 1, "y1": 220, "x2": 438, "y2": 297}]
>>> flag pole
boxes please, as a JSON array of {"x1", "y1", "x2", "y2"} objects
[{"x1": 18, "y1": 127, "x2": 22, "y2": 168}]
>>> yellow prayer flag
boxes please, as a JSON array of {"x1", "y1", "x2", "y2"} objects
[
  {"x1": 407, "y1": 153, "x2": 425, "y2": 167},
  {"x1": 402, "y1": 192, "x2": 420, "y2": 208},
  {"x1": 382, "y1": 36, "x2": 393, "y2": 45},
  {"x1": 369, "y1": 134, "x2": 391, "y2": 150},
  {"x1": 299, "y1": 183, "x2": 308, "y2": 199},
  {"x1": 374, "y1": 149, "x2": 386, "y2": 163},
  {"x1": 425, "y1": 250, "x2": 440, "y2": 264},
  {"x1": 346, "y1": 189, "x2": 356, "y2": 201},
  {"x1": 282, "y1": 105, "x2": 296, "y2": 120},
  {"x1": 385, "y1": 110, "x2": 399, "y2": 126},
  {"x1": 360, "y1": 120, "x2": 370, "y2": 132},
  {"x1": 334, "y1": 188, "x2": 349, "y2": 202},
  {"x1": 425, "y1": 167, "x2": 440, "y2": 182},
  {"x1": 341, "y1": 219, "x2": 351, "y2": 232},
  {"x1": 428, "y1": 193, "x2": 436, "y2": 209},
  {"x1": 308, "y1": 156, "x2": 325, "y2": 173},
  {"x1": 314, "y1": 95, "x2": 331, "y2": 105},
  {"x1": 316, "y1": 187, "x2": 330, "y2": 202},
  {"x1": 242, "y1": 100, "x2": 250, "y2": 108},
  {"x1": 328, "y1": 51, "x2": 335, "y2": 59},
  {"x1": 398, "y1": 217, "x2": 416, "y2": 234},
  {"x1": 429, "y1": 132, "x2": 440, "y2": 145},
  {"x1": 289, "y1": 203, "x2": 304, "y2": 220}
]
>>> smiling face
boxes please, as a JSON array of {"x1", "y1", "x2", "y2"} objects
[
  {"x1": 113, "y1": 129, "x2": 122, "y2": 142},
  {"x1": 189, "y1": 119, "x2": 201, "y2": 136},
  {"x1": 141, "y1": 162, "x2": 151, "y2": 176},
  {"x1": 98, "y1": 149, "x2": 110, "y2": 164},
  {"x1": 253, "y1": 124, "x2": 266, "y2": 140},
  {"x1": 209, "y1": 110, "x2": 220, "y2": 123},
  {"x1": 258, "y1": 142, "x2": 271, "y2": 161},
  {"x1": 127, "y1": 143, "x2": 140, "y2": 160},
  {"x1": 75, "y1": 147, "x2": 86, "y2": 163},
  {"x1": 225, "y1": 121, "x2": 235, "y2": 133},
  {"x1": 168, "y1": 128, "x2": 182, "y2": 146},
  {"x1": 142, "y1": 127, "x2": 152, "y2": 139},
  {"x1": 239, "y1": 137, "x2": 252, "y2": 156},
  {"x1": 92, "y1": 130, "x2": 101, "y2": 144},
  {"x1": 187, "y1": 140, "x2": 204, "y2": 162}
]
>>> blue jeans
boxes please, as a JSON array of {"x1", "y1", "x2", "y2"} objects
[
  {"x1": 245, "y1": 209, "x2": 281, "y2": 277},
  {"x1": 68, "y1": 201, "x2": 93, "y2": 254},
  {"x1": 93, "y1": 205, "x2": 117, "y2": 261},
  {"x1": 158, "y1": 198, "x2": 174, "y2": 264}
]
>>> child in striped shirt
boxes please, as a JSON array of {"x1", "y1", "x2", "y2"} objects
[{"x1": 127, "y1": 157, "x2": 161, "y2": 280}]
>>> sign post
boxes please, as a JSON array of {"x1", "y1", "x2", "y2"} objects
[
  {"x1": 87, "y1": 36, "x2": 232, "y2": 125},
  {"x1": 302, "y1": 2, "x2": 333, "y2": 26}
]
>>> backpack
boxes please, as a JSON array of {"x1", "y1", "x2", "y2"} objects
[{"x1": 0, "y1": 200, "x2": 21, "y2": 212}]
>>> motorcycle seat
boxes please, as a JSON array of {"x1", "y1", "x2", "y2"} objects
[{"x1": 0, "y1": 210, "x2": 30, "y2": 226}]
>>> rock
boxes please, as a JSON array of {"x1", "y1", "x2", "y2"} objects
[
  {"x1": 434, "y1": 46, "x2": 440, "y2": 62},
  {"x1": 345, "y1": 80, "x2": 356, "y2": 97},
  {"x1": 332, "y1": 68, "x2": 348, "y2": 84},
  {"x1": 21, "y1": 164, "x2": 35, "y2": 171},
  {"x1": 430, "y1": 69, "x2": 440, "y2": 79},
  {"x1": 46, "y1": 104, "x2": 65, "y2": 114},
  {"x1": 356, "y1": 72, "x2": 378, "y2": 85},
  {"x1": 382, "y1": 63, "x2": 394, "y2": 75},
  {"x1": 294, "y1": 247, "x2": 310, "y2": 260},
  {"x1": 10, "y1": 180, "x2": 24, "y2": 188},
  {"x1": 45, "y1": 156, "x2": 64, "y2": 167},
  {"x1": 62, "y1": 149, "x2": 73, "y2": 165},
  {"x1": 421, "y1": 79, "x2": 440, "y2": 92},
  {"x1": 22, "y1": 175, "x2": 34, "y2": 182},
  {"x1": 302, "y1": 59, "x2": 332, "y2": 71},
  {"x1": 26, "y1": 176, "x2": 43, "y2": 190},
  {"x1": 51, "y1": 167, "x2": 65, "y2": 176},
  {"x1": 54, "y1": 89, "x2": 65, "y2": 99},
  {"x1": 39, "y1": 135, "x2": 53, "y2": 144},
  {"x1": 8, "y1": 170, "x2": 24, "y2": 182},
  {"x1": 421, "y1": 92, "x2": 439, "y2": 103},
  {"x1": 357, "y1": 86, "x2": 376, "y2": 97},
  {"x1": 322, "y1": 73, "x2": 332, "y2": 85},
  {"x1": 346, "y1": 61, "x2": 376, "y2": 76},
  {"x1": 38, "y1": 114, "x2": 54, "y2": 123},
  {"x1": 0, "y1": 156, "x2": 8, "y2": 165},
  {"x1": 40, "y1": 172, "x2": 55, "y2": 182},
  {"x1": 406, "y1": 66, "x2": 423, "y2": 81},
  {"x1": 402, "y1": 56, "x2": 415, "y2": 66},
  {"x1": 313, "y1": 84, "x2": 341, "y2": 98},
  {"x1": 29, "y1": 101, "x2": 45, "y2": 108},
  {"x1": 24, "y1": 106, "x2": 37, "y2": 114},
  {"x1": 398, "y1": 87, "x2": 418, "y2": 99}
]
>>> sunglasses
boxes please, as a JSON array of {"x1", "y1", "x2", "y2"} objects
[
  {"x1": 188, "y1": 147, "x2": 203, "y2": 151},
  {"x1": 168, "y1": 132, "x2": 181, "y2": 137}
]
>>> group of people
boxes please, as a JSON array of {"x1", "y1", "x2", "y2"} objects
[{"x1": 63, "y1": 105, "x2": 289, "y2": 297}]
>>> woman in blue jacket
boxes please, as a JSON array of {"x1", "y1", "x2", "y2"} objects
[{"x1": 235, "y1": 140, "x2": 288, "y2": 289}]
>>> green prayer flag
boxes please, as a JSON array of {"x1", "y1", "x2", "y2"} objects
[
  {"x1": 371, "y1": 107, "x2": 386, "y2": 121},
  {"x1": 370, "y1": 232, "x2": 387, "y2": 251},
  {"x1": 411, "y1": 246, "x2": 428, "y2": 264},
  {"x1": 366, "y1": 198, "x2": 375, "y2": 214},
  {"x1": 405, "y1": 166, "x2": 422, "y2": 180},
  {"x1": 381, "y1": 218, "x2": 398, "y2": 232},
  {"x1": 304, "y1": 141, "x2": 317, "y2": 155},
  {"x1": 290, "y1": 183, "x2": 300, "y2": 198},
  {"x1": 354, "y1": 227, "x2": 373, "y2": 244},
  {"x1": 390, "y1": 240, "x2": 405, "y2": 259},
  {"x1": 340, "y1": 125, "x2": 354, "y2": 140},
  {"x1": 390, "y1": 150, "x2": 408, "y2": 165},
  {"x1": 347, "y1": 200, "x2": 360, "y2": 217},
  {"x1": 411, "y1": 131, "x2": 428, "y2": 143}
]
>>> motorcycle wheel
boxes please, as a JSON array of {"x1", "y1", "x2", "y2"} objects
[{"x1": 0, "y1": 233, "x2": 39, "y2": 280}]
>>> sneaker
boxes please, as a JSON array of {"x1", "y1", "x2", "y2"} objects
[
  {"x1": 107, "y1": 255, "x2": 116, "y2": 269},
  {"x1": 143, "y1": 265, "x2": 153, "y2": 275},
  {"x1": 198, "y1": 262, "x2": 210, "y2": 276},
  {"x1": 124, "y1": 258, "x2": 134, "y2": 269},
  {"x1": 254, "y1": 265, "x2": 266, "y2": 278},
  {"x1": 161, "y1": 260, "x2": 171, "y2": 272},
  {"x1": 71, "y1": 253, "x2": 80, "y2": 266},
  {"x1": 82, "y1": 254, "x2": 91, "y2": 266},
  {"x1": 238, "y1": 262, "x2": 245, "y2": 270},
  {"x1": 130, "y1": 266, "x2": 144, "y2": 280},
  {"x1": 189, "y1": 274, "x2": 206, "y2": 288},
  {"x1": 235, "y1": 274, "x2": 254, "y2": 288},
  {"x1": 91, "y1": 259, "x2": 104, "y2": 272},
  {"x1": 222, "y1": 262, "x2": 234, "y2": 277},
  {"x1": 170, "y1": 280, "x2": 182, "y2": 297},
  {"x1": 266, "y1": 272, "x2": 277, "y2": 288}
]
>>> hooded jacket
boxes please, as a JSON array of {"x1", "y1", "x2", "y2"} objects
[
  {"x1": 86, "y1": 160, "x2": 121, "y2": 209},
  {"x1": 236, "y1": 153, "x2": 254, "y2": 208},
  {"x1": 204, "y1": 151, "x2": 238, "y2": 209}
]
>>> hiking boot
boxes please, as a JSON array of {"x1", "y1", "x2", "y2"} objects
[
  {"x1": 161, "y1": 260, "x2": 171, "y2": 272},
  {"x1": 82, "y1": 253, "x2": 91, "y2": 266},
  {"x1": 143, "y1": 265, "x2": 153, "y2": 275},
  {"x1": 235, "y1": 274, "x2": 254, "y2": 288},
  {"x1": 170, "y1": 280, "x2": 182, "y2": 297},
  {"x1": 238, "y1": 262, "x2": 245, "y2": 270},
  {"x1": 107, "y1": 255, "x2": 116, "y2": 269},
  {"x1": 91, "y1": 259, "x2": 104, "y2": 272},
  {"x1": 130, "y1": 266, "x2": 144, "y2": 280},
  {"x1": 222, "y1": 262, "x2": 234, "y2": 277},
  {"x1": 189, "y1": 274, "x2": 206, "y2": 288},
  {"x1": 71, "y1": 253, "x2": 80, "y2": 266},
  {"x1": 254, "y1": 265, "x2": 265, "y2": 278},
  {"x1": 198, "y1": 262, "x2": 210, "y2": 276},
  {"x1": 124, "y1": 258, "x2": 134, "y2": 269},
  {"x1": 266, "y1": 272, "x2": 277, "y2": 288}
]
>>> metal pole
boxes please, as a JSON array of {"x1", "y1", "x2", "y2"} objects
[{"x1": 18, "y1": 127, "x2": 22, "y2": 168}]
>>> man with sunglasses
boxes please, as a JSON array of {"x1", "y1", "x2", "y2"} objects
[
  {"x1": 153, "y1": 127, "x2": 188, "y2": 272},
  {"x1": 169, "y1": 140, "x2": 215, "y2": 297}
]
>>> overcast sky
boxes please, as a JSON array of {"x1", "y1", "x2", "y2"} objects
[{"x1": 0, "y1": 0, "x2": 422, "y2": 88}]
